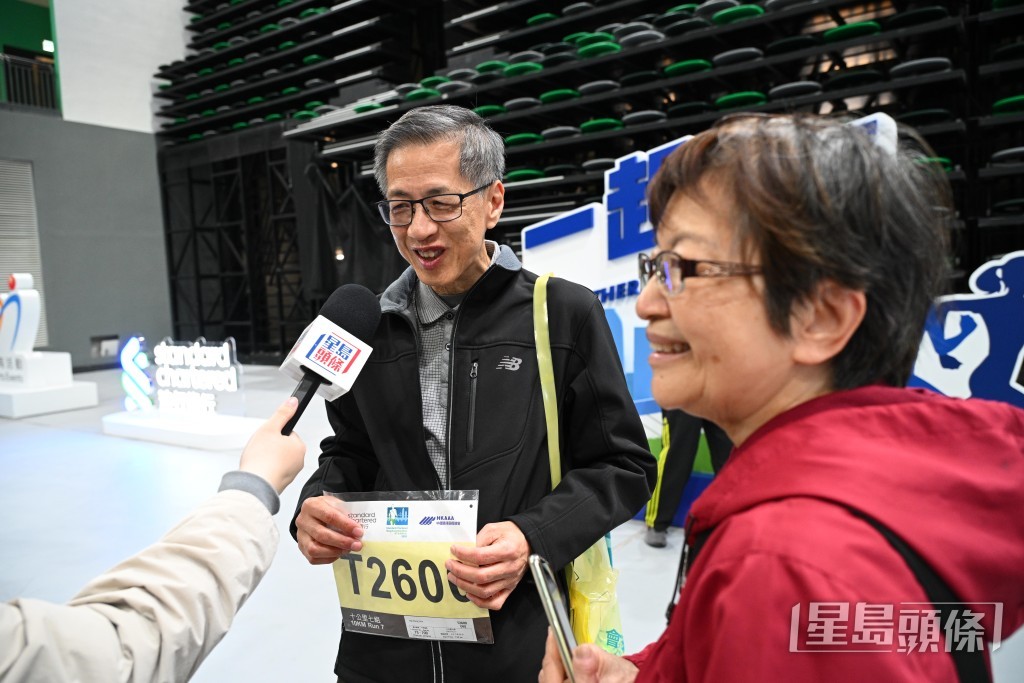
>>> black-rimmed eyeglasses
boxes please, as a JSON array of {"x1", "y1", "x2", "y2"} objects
[
  {"x1": 375, "y1": 182, "x2": 493, "y2": 227},
  {"x1": 638, "y1": 251, "x2": 762, "y2": 296}
]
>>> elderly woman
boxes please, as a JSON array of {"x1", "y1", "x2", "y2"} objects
[{"x1": 539, "y1": 114, "x2": 1024, "y2": 682}]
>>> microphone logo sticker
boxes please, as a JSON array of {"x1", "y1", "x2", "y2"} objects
[{"x1": 306, "y1": 333, "x2": 361, "y2": 376}]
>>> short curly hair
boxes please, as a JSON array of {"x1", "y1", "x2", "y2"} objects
[{"x1": 647, "y1": 114, "x2": 952, "y2": 390}]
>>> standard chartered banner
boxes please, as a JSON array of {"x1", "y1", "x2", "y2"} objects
[{"x1": 326, "y1": 490, "x2": 493, "y2": 644}]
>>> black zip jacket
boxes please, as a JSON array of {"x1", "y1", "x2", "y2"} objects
[{"x1": 291, "y1": 246, "x2": 656, "y2": 683}]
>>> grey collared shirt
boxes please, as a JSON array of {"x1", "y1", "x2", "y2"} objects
[{"x1": 414, "y1": 241, "x2": 499, "y2": 486}]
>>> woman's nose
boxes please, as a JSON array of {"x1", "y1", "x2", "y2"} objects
[{"x1": 636, "y1": 277, "x2": 669, "y2": 320}]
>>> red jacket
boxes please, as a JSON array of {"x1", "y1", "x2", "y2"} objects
[{"x1": 627, "y1": 386, "x2": 1024, "y2": 682}]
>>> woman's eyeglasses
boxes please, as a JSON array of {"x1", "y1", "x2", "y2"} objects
[{"x1": 638, "y1": 251, "x2": 762, "y2": 296}]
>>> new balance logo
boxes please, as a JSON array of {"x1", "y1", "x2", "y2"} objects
[{"x1": 496, "y1": 356, "x2": 522, "y2": 371}]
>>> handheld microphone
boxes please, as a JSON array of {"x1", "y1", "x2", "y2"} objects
[{"x1": 279, "y1": 284, "x2": 381, "y2": 435}]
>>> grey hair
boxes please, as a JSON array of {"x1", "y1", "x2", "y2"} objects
[
  {"x1": 373, "y1": 105, "x2": 505, "y2": 194},
  {"x1": 648, "y1": 113, "x2": 952, "y2": 390}
]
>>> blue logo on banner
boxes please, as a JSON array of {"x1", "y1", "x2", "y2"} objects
[
  {"x1": 119, "y1": 336, "x2": 155, "y2": 412},
  {"x1": 521, "y1": 138, "x2": 686, "y2": 259},
  {"x1": 909, "y1": 251, "x2": 1024, "y2": 408},
  {"x1": 606, "y1": 143, "x2": 679, "y2": 259},
  {"x1": 386, "y1": 506, "x2": 409, "y2": 527}
]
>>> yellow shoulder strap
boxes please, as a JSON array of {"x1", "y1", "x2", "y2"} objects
[{"x1": 533, "y1": 273, "x2": 561, "y2": 490}]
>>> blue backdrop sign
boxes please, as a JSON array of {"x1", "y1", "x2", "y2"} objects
[
  {"x1": 521, "y1": 136, "x2": 691, "y2": 418},
  {"x1": 909, "y1": 251, "x2": 1024, "y2": 409}
]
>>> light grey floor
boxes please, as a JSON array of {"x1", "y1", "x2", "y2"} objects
[{"x1": 1, "y1": 367, "x2": 1021, "y2": 681}]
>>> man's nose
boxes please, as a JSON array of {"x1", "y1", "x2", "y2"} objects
[{"x1": 406, "y1": 205, "x2": 438, "y2": 241}]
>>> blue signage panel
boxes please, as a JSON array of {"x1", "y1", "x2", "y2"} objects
[{"x1": 910, "y1": 251, "x2": 1024, "y2": 408}]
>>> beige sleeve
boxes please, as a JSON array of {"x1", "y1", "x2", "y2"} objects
[{"x1": 0, "y1": 489, "x2": 278, "y2": 683}]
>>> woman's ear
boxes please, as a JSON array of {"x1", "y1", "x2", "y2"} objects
[{"x1": 790, "y1": 280, "x2": 866, "y2": 366}]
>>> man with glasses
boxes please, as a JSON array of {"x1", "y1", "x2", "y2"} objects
[{"x1": 290, "y1": 105, "x2": 655, "y2": 683}]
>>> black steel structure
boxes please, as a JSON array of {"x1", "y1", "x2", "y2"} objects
[
  {"x1": 155, "y1": 0, "x2": 1024, "y2": 361},
  {"x1": 155, "y1": 0, "x2": 444, "y2": 360}
]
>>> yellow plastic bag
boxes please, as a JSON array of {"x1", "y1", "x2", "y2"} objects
[{"x1": 567, "y1": 535, "x2": 625, "y2": 655}]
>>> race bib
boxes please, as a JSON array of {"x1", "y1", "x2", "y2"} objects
[{"x1": 326, "y1": 490, "x2": 493, "y2": 644}]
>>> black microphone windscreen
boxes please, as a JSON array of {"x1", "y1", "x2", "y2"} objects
[{"x1": 319, "y1": 284, "x2": 382, "y2": 342}]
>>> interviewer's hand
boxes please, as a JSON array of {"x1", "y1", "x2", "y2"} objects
[
  {"x1": 446, "y1": 521, "x2": 529, "y2": 610},
  {"x1": 296, "y1": 495, "x2": 364, "y2": 565},
  {"x1": 239, "y1": 397, "x2": 306, "y2": 494},
  {"x1": 539, "y1": 629, "x2": 639, "y2": 683}
]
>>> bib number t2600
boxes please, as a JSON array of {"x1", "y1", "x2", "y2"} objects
[{"x1": 338, "y1": 554, "x2": 471, "y2": 603}]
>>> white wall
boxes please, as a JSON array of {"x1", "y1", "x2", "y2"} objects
[
  {"x1": 52, "y1": 0, "x2": 186, "y2": 133},
  {"x1": 0, "y1": 109, "x2": 173, "y2": 367}
]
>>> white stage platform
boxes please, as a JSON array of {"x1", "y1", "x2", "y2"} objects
[
  {"x1": 0, "y1": 381, "x2": 99, "y2": 419},
  {"x1": 102, "y1": 410, "x2": 264, "y2": 450},
  {"x1": 0, "y1": 351, "x2": 98, "y2": 418}
]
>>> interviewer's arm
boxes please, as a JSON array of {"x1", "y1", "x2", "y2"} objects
[{"x1": 0, "y1": 398, "x2": 304, "y2": 683}]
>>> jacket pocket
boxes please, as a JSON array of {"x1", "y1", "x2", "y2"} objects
[{"x1": 467, "y1": 360, "x2": 479, "y2": 452}]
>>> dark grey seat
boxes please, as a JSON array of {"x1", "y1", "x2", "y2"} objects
[
  {"x1": 541, "y1": 125, "x2": 582, "y2": 139},
  {"x1": 695, "y1": 0, "x2": 739, "y2": 17},
  {"x1": 623, "y1": 110, "x2": 668, "y2": 125},
  {"x1": 541, "y1": 52, "x2": 578, "y2": 67},
  {"x1": 437, "y1": 80, "x2": 473, "y2": 94},
  {"x1": 765, "y1": 0, "x2": 818, "y2": 10},
  {"x1": 991, "y1": 146, "x2": 1024, "y2": 165},
  {"x1": 563, "y1": 2, "x2": 595, "y2": 15},
  {"x1": 509, "y1": 50, "x2": 544, "y2": 63},
  {"x1": 621, "y1": 30, "x2": 665, "y2": 48},
  {"x1": 888, "y1": 57, "x2": 952, "y2": 79},
  {"x1": 768, "y1": 80, "x2": 823, "y2": 99},
  {"x1": 582, "y1": 158, "x2": 616, "y2": 171},
  {"x1": 504, "y1": 97, "x2": 543, "y2": 111},
  {"x1": 663, "y1": 17, "x2": 711, "y2": 36},
  {"x1": 613, "y1": 22, "x2": 653, "y2": 38},
  {"x1": 578, "y1": 79, "x2": 620, "y2": 95},
  {"x1": 446, "y1": 68, "x2": 478, "y2": 80},
  {"x1": 712, "y1": 46, "x2": 764, "y2": 66}
]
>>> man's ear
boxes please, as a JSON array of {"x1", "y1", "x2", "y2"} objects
[
  {"x1": 791, "y1": 280, "x2": 866, "y2": 366},
  {"x1": 485, "y1": 181, "x2": 505, "y2": 230}
]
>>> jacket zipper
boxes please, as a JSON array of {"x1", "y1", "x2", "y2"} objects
[
  {"x1": 436, "y1": 306, "x2": 462, "y2": 683},
  {"x1": 442, "y1": 255, "x2": 498, "y2": 491},
  {"x1": 666, "y1": 516, "x2": 695, "y2": 623},
  {"x1": 467, "y1": 361, "x2": 479, "y2": 452},
  {"x1": 444, "y1": 310, "x2": 458, "y2": 491},
  {"x1": 681, "y1": 516, "x2": 695, "y2": 589},
  {"x1": 430, "y1": 641, "x2": 440, "y2": 682},
  {"x1": 437, "y1": 262, "x2": 494, "y2": 681}
]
